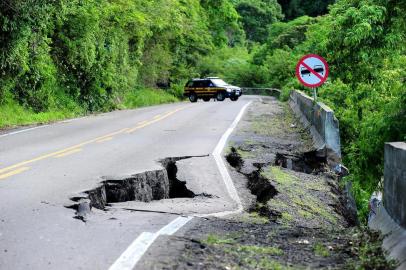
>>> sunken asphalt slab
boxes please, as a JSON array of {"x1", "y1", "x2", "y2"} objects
[{"x1": 0, "y1": 96, "x2": 257, "y2": 270}]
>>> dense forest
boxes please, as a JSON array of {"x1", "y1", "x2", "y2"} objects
[{"x1": 0, "y1": 0, "x2": 405, "y2": 220}]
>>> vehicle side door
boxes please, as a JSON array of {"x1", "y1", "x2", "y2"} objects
[
  {"x1": 192, "y1": 80, "x2": 203, "y2": 94},
  {"x1": 202, "y1": 80, "x2": 212, "y2": 94}
]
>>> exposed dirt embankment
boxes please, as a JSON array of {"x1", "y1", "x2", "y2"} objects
[{"x1": 137, "y1": 97, "x2": 396, "y2": 270}]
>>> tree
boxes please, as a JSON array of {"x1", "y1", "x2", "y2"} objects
[
  {"x1": 277, "y1": 0, "x2": 335, "y2": 20},
  {"x1": 234, "y1": 0, "x2": 283, "y2": 43}
]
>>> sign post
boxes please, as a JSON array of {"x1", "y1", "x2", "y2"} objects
[{"x1": 295, "y1": 54, "x2": 329, "y2": 102}]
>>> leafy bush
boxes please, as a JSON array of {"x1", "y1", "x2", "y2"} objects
[
  {"x1": 0, "y1": 0, "x2": 241, "y2": 115},
  {"x1": 123, "y1": 88, "x2": 178, "y2": 109},
  {"x1": 241, "y1": 0, "x2": 406, "y2": 221}
]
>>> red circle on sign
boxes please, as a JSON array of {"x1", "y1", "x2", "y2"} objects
[{"x1": 295, "y1": 54, "x2": 329, "y2": 88}]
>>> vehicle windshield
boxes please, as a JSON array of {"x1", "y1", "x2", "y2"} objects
[{"x1": 211, "y1": 79, "x2": 228, "y2": 87}]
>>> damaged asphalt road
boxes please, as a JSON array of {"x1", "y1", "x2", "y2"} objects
[
  {"x1": 0, "y1": 96, "x2": 393, "y2": 270},
  {"x1": 136, "y1": 97, "x2": 394, "y2": 269},
  {"x1": 0, "y1": 97, "x2": 254, "y2": 270}
]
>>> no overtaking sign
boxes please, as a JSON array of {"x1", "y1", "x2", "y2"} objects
[{"x1": 296, "y1": 54, "x2": 329, "y2": 88}]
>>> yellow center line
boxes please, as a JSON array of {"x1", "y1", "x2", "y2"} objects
[
  {"x1": 0, "y1": 105, "x2": 190, "y2": 174},
  {"x1": 153, "y1": 114, "x2": 162, "y2": 120},
  {"x1": 96, "y1": 137, "x2": 113, "y2": 143},
  {"x1": 55, "y1": 148, "x2": 82, "y2": 158},
  {"x1": 138, "y1": 120, "x2": 148, "y2": 125},
  {"x1": 126, "y1": 107, "x2": 188, "y2": 134},
  {"x1": 0, "y1": 167, "x2": 30, "y2": 180},
  {"x1": 0, "y1": 128, "x2": 129, "y2": 175}
]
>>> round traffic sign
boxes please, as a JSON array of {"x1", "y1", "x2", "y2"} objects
[{"x1": 296, "y1": 54, "x2": 329, "y2": 88}]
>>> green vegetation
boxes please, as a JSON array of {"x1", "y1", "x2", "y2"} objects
[
  {"x1": 313, "y1": 242, "x2": 330, "y2": 257},
  {"x1": 203, "y1": 234, "x2": 287, "y2": 269},
  {"x1": 234, "y1": 245, "x2": 283, "y2": 256},
  {"x1": 204, "y1": 0, "x2": 405, "y2": 222},
  {"x1": 345, "y1": 227, "x2": 399, "y2": 269},
  {"x1": 277, "y1": 0, "x2": 336, "y2": 20},
  {"x1": 205, "y1": 234, "x2": 236, "y2": 245},
  {"x1": 253, "y1": 0, "x2": 406, "y2": 221},
  {"x1": 240, "y1": 209, "x2": 271, "y2": 224},
  {"x1": 233, "y1": 0, "x2": 283, "y2": 43},
  {"x1": 263, "y1": 166, "x2": 339, "y2": 226},
  {"x1": 122, "y1": 88, "x2": 179, "y2": 109},
  {"x1": 0, "y1": 0, "x2": 244, "y2": 128}
]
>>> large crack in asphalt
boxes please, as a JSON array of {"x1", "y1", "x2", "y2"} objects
[
  {"x1": 67, "y1": 155, "x2": 211, "y2": 221},
  {"x1": 274, "y1": 151, "x2": 328, "y2": 175},
  {"x1": 226, "y1": 145, "x2": 358, "y2": 226},
  {"x1": 226, "y1": 147, "x2": 280, "y2": 221}
]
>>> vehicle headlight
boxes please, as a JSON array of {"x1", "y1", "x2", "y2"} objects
[{"x1": 226, "y1": 88, "x2": 232, "y2": 93}]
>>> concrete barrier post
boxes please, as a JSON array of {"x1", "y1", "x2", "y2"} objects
[
  {"x1": 289, "y1": 90, "x2": 341, "y2": 163},
  {"x1": 369, "y1": 142, "x2": 406, "y2": 269},
  {"x1": 384, "y1": 142, "x2": 406, "y2": 228}
]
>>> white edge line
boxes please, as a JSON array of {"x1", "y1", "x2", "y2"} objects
[
  {"x1": 0, "y1": 116, "x2": 87, "y2": 138},
  {"x1": 108, "y1": 216, "x2": 193, "y2": 270},
  {"x1": 0, "y1": 103, "x2": 187, "y2": 139},
  {"x1": 0, "y1": 125, "x2": 50, "y2": 138},
  {"x1": 108, "y1": 101, "x2": 252, "y2": 270},
  {"x1": 209, "y1": 101, "x2": 252, "y2": 215}
]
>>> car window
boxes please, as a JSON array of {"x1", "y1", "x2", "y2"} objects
[
  {"x1": 211, "y1": 79, "x2": 228, "y2": 87},
  {"x1": 192, "y1": 81, "x2": 202, "y2": 87},
  {"x1": 202, "y1": 80, "x2": 211, "y2": 87}
]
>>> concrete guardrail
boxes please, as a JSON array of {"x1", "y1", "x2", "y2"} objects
[
  {"x1": 242, "y1": 88, "x2": 281, "y2": 98},
  {"x1": 289, "y1": 90, "x2": 341, "y2": 163},
  {"x1": 288, "y1": 90, "x2": 406, "y2": 268},
  {"x1": 370, "y1": 142, "x2": 406, "y2": 269}
]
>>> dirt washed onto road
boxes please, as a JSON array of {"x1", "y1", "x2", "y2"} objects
[{"x1": 138, "y1": 97, "x2": 396, "y2": 270}]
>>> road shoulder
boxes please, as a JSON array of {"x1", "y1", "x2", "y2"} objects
[{"x1": 137, "y1": 97, "x2": 396, "y2": 269}]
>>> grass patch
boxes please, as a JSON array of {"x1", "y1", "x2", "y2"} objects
[
  {"x1": 237, "y1": 148, "x2": 256, "y2": 159},
  {"x1": 123, "y1": 88, "x2": 179, "y2": 108},
  {"x1": 262, "y1": 166, "x2": 296, "y2": 185},
  {"x1": 257, "y1": 259, "x2": 292, "y2": 270},
  {"x1": 281, "y1": 212, "x2": 293, "y2": 223},
  {"x1": 233, "y1": 245, "x2": 283, "y2": 256},
  {"x1": 242, "y1": 211, "x2": 270, "y2": 224},
  {"x1": 261, "y1": 166, "x2": 339, "y2": 226},
  {"x1": 346, "y1": 228, "x2": 399, "y2": 269},
  {"x1": 0, "y1": 100, "x2": 82, "y2": 129},
  {"x1": 313, "y1": 242, "x2": 330, "y2": 257},
  {"x1": 298, "y1": 209, "x2": 313, "y2": 219},
  {"x1": 203, "y1": 234, "x2": 287, "y2": 269},
  {"x1": 0, "y1": 88, "x2": 179, "y2": 130},
  {"x1": 204, "y1": 234, "x2": 236, "y2": 245}
]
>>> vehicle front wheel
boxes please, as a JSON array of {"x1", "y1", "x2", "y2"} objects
[
  {"x1": 216, "y1": 91, "x2": 226, "y2": 102},
  {"x1": 230, "y1": 96, "x2": 239, "y2": 101},
  {"x1": 202, "y1": 97, "x2": 211, "y2": 102},
  {"x1": 189, "y1": 92, "x2": 198, "y2": 103}
]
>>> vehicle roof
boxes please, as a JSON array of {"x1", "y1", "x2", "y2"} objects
[{"x1": 191, "y1": 77, "x2": 221, "y2": 81}]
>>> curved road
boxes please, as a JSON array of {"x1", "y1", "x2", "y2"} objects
[{"x1": 0, "y1": 96, "x2": 256, "y2": 270}]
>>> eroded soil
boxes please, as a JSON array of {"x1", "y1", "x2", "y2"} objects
[{"x1": 137, "y1": 97, "x2": 395, "y2": 270}]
